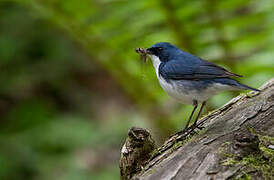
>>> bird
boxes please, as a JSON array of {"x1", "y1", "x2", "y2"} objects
[{"x1": 138, "y1": 42, "x2": 259, "y2": 131}]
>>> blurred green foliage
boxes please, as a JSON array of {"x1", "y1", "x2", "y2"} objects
[{"x1": 0, "y1": 0, "x2": 273, "y2": 179}]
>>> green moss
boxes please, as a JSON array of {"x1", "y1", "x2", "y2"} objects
[
  {"x1": 258, "y1": 134, "x2": 274, "y2": 144},
  {"x1": 237, "y1": 173, "x2": 252, "y2": 180},
  {"x1": 150, "y1": 148, "x2": 160, "y2": 157},
  {"x1": 247, "y1": 127, "x2": 256, "y2": 134},
  {"x1": 201, "y1": 110, "x2": 216, "y2": 119},
  {"x1": 222, "y1": 153, "x2": 273, "y2": 179},
  {"x1": 218, "y1": 141, "x2": 233, "y2": 158},
  {"x1": 221, "y1": 135, "x2": 274, "y2": 179},
  {"x1": 171, "y1": 141, "x2": 183, "y2": 150},
  {"x1": 240, "y1": 93, "x2": 247, "y2": 97},
  {"x1": 221, "y1": 157, "x2": 238, "y2": 166},
  {"x1": 260, "y1": 146, "x2": 274, "y2": 160},
  {"x1": 245, "y1": 91, "x2": 260, "y2": 98},
  {"x1": 241, "y1": 154, "x2": 273, "y2": 179},
  {"x1": 196, "y1": 127, "x2": 208, "y2": 136}
]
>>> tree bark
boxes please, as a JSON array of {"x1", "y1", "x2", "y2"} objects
[{"x1": 129, "y1": 78, "x2": 274, "y2": 180}]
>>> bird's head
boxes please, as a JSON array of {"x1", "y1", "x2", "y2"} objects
[{"x1": 146, "y1": 42, "x2": 179, "y2": 62}]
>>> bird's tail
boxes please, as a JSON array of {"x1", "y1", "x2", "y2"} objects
[{"x1": 234, "y1": 81, "x2": 260, "y2": 92}]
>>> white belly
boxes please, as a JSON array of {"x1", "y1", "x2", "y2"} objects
[
  {"x1": 158, "y1": 77, "x2": 233, "y2": 104},
  {"x1": 158, "y1": 77, "x2": 194, "y2": 104}
]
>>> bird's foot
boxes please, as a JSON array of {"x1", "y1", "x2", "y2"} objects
[
  {"x1": 170, "y1": 125, "x2": 196, "y2": 138},
  {"x1": 168, "y1": 122, "x2": 205, "y2": 144},
  {"x1": 169, "y1": 129, "x2": 186, "y2": 138},
  {"x1": 196, "y1": 125, "x2": 205, "y2": 130},
  {"x1": 175, "y1": 123, "x2": 204, "y2": 137},
  {"x1": 190, "y1": 123, "x2": 205, "y2": 130}
]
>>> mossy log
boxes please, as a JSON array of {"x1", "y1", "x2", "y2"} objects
[{"x1": 121, "y1": 78, "x2": 274, "y2": 180}]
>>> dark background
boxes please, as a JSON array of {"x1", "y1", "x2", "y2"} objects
[{"x1": 0, "y1": 0, "x2": 273, "y2": 179}]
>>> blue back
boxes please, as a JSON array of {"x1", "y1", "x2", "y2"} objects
[{"x1": 149, "y1": 42, "x2": 241, "y2": 80}]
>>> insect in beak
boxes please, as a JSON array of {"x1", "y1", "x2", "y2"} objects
[{"x1": 135, "y1": 48, "x2": 148, "y2": 62}]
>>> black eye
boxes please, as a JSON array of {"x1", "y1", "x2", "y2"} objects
[
  {"x1": 147, "y1": 47, "x2": 163, "y2": 55},
  {"x1": 154, "y1": 47, "x2": 163, "y2": 53}
]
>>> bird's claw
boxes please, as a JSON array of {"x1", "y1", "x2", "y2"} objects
[
  {"x1": 175, "y1": 123, "x2": 204, "y2": 137},
  {"x1": 191, "y1": 123, "x2": 205, "y2": 130}
]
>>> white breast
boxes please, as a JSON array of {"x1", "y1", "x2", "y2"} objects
[
  {"x1": 149, "y1": 55, "x2": 194, "y2": 104},
  {"x1": 149, "y1": 55, "x2": 161, "y2": 75}
]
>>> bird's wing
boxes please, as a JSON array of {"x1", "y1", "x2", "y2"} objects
[{"x1": 159, "y1": 59, "x2": 242, "y2": 80}]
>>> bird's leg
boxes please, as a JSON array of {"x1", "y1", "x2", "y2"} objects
[
  {"x1": 192, "y1": 101, "x2": 206, "y2": 127},
  {"x1": 183, "y1": 100, "x2": 198, "y2": 131}
]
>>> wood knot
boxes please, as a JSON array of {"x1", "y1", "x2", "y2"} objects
[
  {"x1": 232, "y1": 131, "x2": 260, "y2": 159},
  {"x1": 120, "y1": 127, "x2": 157, "y2": 180},
  {"x1": 127, "y1": 127, "x2": 152, "y2": 148}
]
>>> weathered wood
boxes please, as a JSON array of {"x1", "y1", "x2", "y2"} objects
[
  {"x1": 131, "y1": 78, "x2": 274, "y2": 180},
  {"x1": 120, "y1": 127, "x2": 157, "y2": 180}
]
